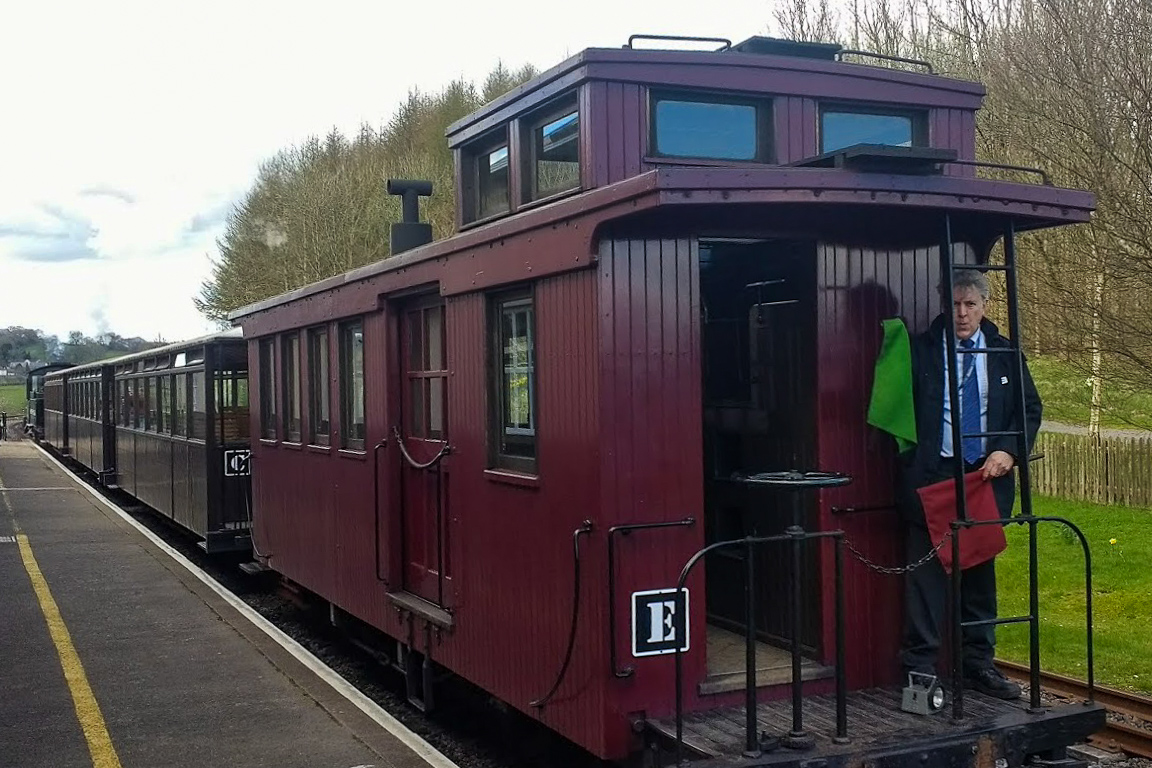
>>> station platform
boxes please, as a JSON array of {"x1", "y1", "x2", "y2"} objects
[{"x1": 0, "y1": 441, "x2": 454, "y2": 768}]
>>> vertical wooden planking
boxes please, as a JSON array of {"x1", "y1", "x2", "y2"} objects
[
  {"x1": 606, "y1": 82, "x2": 626, "y2": 184},
  {"x1": 626, "y1": 83, "x2": 644, "y2": 179}
]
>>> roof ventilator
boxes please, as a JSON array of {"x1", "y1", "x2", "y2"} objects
[{"x1": 387, "y1": 179, "x2": 433, "y2": 255}]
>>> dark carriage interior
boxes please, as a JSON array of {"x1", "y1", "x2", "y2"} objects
[{"x1": 699, "y1": 238, "x2": 826, "y2": 689}]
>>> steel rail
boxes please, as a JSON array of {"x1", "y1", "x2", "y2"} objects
[{"x1": 997, "y1": 660, "x2": 1152, "y2": 759}]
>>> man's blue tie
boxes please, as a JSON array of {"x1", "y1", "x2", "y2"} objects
[{"x1": 959, "y1": 337, "x2": 983, "y2": 464}]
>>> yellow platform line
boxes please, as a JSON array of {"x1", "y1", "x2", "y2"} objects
[{"x1": 1, "y1": 470, "x2": 122, "y2": 768}]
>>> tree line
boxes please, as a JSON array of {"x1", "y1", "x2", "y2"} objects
[
  {"x1": 0, "y1": 326, "x2": 162, "y2": 369},
  {"x1": 194, "y1": 62, "x2": 537, "y2": 325},
  {"x1": 198, "y1": 5, "x2": 1152, "y2": 433}
]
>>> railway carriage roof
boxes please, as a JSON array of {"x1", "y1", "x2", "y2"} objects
[{"x1": 43, "y1": 328, "x2": 242, "y2": 379}]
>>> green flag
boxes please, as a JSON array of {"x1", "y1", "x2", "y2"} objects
[{"x1": 867, "y1": 318, "x2": 917, "y2": 453}]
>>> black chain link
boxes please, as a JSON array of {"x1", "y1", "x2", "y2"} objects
[{"x1": 842, "y1": 531, "x2": 954, "y2": 575}]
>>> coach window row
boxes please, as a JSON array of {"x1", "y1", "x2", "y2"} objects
[
  {"x1": 114, "y1": 373, "x2": 207, "y2": 439},
  {"x1": 462, "y1": 94, "x2": 581, "y2": 224},
  {"x1": 258, "y1": 319, "x2": 364, "y2": 451},
  {"x1": 67, "y1": 379, "x2": 103, "y2": 421}
]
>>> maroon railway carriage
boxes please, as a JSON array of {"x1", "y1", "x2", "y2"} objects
[{"x1": 231, "y1": 36, "x2": 1102, "y2": 765}]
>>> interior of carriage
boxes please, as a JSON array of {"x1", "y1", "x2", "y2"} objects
[{"x1": 699, "y1": 237, "x2": 830, "y2": 692}]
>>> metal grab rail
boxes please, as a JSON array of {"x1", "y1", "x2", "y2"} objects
[
  {"x1": 607, "y1": 518, "x2": 696, "y2": 678},
  {"x1": 530, "y1": 520, "x2": 594, "y2": 708},
  {"x1": 673, "y1": 530, "x2": 848, "y2": 765},
  {"x1": 949, "y1": 515, "x2": 1095, "y2": 718}
]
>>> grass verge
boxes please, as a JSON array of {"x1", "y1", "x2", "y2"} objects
[{"x1": 996, "y1": 494, "x2": 1152, "y2": 693}]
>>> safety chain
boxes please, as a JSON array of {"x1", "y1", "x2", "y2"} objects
[{"x1": 842, "y1": 531, "x2": 954, "y2": 576}]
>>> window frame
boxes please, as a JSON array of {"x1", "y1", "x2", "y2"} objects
[
  {"x1": 282, "y1": 333, "x2": 302, "y2": 443},
  {"x1": 339, "y1": 320, "x2": 366, "y2": 451},
  {"x1": 259, "y1": 338, "x2": 277, "y2": 440},
  {"x1": 818, "y1": 102, "x2": 928, "y2": 154},
  {"x1": 648, "y1": 89, "x2": 775, "y2": 163},
  {"x1": 464, "y1": 129, "x2": 512, "y2": 224},
  {"x1": 308, "y1": 327, "x2": 331, "y2": 446},
  {"x1": 522, "y1": 96, "x2": 581, "y2": 204},
  {"x1": 488, "y1": 286, "x2": 538, "y2": 475}
]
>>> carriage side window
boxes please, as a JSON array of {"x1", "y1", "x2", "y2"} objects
[
  {"x1": 260, "y1": 339, "x2": 276, "y2": 440},
  {"x1": 339, "y1": 321, "x2": 365, "y2": 450},
  {"x1": 528, "y1": 102, "x2": 579, "y2": 201},
  {"x1": 157, "y1": 376, "x2": 169, "y2": 434},
  {"x1": 820, "y1": 106, "x2": 926, "y2": 154},
  {"x1": 282, "y1": 334, "x2": 301, "y2": 443},
  {"x1": 650, "y1": 92, "x2": 771, "y2": 162},
  {"x1": 174, "y1": 374, "x2": 189, "y2": 437},
  {"x1": 308, "y1": 328, "x2": 330, "y2": 445},
  {"x1": 489, "y1": 289, "x2": 537, "y2": 474},
  {"x1": 191, "y1": 372, "x2": 207, "y2": 440},
  {"x1": 133, "y1": 379, "x2": 145, "y2": 430}
]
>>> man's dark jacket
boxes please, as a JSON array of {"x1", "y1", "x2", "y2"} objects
[{"x1": 897, "y1": 315, "x2": 1043, "y2": 526}]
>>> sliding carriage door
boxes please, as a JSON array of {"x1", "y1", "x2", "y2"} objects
[{"x1": 397, "y1": 298, "x2": 452, "y2": 605}]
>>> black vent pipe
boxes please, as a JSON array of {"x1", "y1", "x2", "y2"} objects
[{"x1": 387, "y1": 179, "x2": 433, "y2": 255}]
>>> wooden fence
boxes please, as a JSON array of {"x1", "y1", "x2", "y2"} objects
[{"x1": 1032, "y1": 431, "x2": 1152, "y2": 508}]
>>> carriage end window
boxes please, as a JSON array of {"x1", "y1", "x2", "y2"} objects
[
  {"x1": 489, "y1": 289, "x2": 536, "y2": 474},
  {"x1": 820, "y1": 106, "x2": 926, "y2": 153},
  {"x1": 651, "y1": 92, "x2": 772, "y2": 162}
]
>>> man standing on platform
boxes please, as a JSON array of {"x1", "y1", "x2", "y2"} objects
[{"x1": 896, "y1": 269, "x2": 1042, "y2": 699}]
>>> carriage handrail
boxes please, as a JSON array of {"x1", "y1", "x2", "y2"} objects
[
  {"x1": 625, "y1": 34, "x2": 732, "y2": 51},
  {"x1": 673, "y1": 530, "x2": 848, "y2": 764},
  {"x1": 607, "y1": 518, "x2": 696, "y2": 678},
  {"x1": 530, "y1": 520, "x2": 594, "y2": 708},
  {"x1": 948, "y1": 515, "x2": 1095, "y2": 718}
]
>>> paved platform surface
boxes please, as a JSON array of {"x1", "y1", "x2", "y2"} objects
[{"x1": 0, "y1": 441, "x2": 450, "y2": 768}]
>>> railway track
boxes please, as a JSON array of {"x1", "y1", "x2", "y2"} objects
[{"x1": 997, "y1": 660, "x2": 1152, "y2": 760}]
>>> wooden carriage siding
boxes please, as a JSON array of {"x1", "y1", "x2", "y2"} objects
[{"x1": 1032, "y1": 431, "x2": 1152, "y2": 509}]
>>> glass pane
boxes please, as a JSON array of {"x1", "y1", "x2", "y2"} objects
[
  {"x1": 157, "y1": 376, "x2": 168, "y2": 434},
  {"x1": 426, "y1": 306, "x2": 444, "y2": 371},
  {"x1": 174, "y1": 375, "x2": 188, "y2": 437},
  {"x1": 496, "y1": 297, "x2": 536, "y2": 462},
  {"x1": 285, "y1": 335, "x2": 301, "y2": 440},
  {"x1": 407, "y1": 312, "x2": 423, "y2": 371},
  {"x1": 478, "y1": 145, "x2": 509, "y2": 219},
  {"x1": 655, "y1": 99, "x2": 757, "y2": 160},
  {"x1": 821, "y1": 111, "x2": 914, "y2": 153},
  {"x1": 147, "y1": 379, "x2": 158, "y2": 430},
  {"x1": 310, "y1": 330, "x2": 330, "y2": 441},
  {"x1": 260, "y1": 340, "x2": 276, "y2": 438},
  {"x1": 192, "y1": 372, "x2": 206, "y2": 439},
  {"x1": 429, "y1": 377, "x2": 444, "y2": 439},
  {"x1": 409, "y1": 378, "x2": 425, "y2": 437},
  {"x1": 535, "y1": 110, "x2": 579, "y2": 198},
  {"x1": 341, "y1": 322, "x2": 365, "y2": 447}
]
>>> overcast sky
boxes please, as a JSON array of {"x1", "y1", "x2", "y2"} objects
[{"x1": 0, "y1": 0, "x2": 776, "y2": 346}]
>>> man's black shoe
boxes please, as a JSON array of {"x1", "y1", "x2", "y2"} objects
[{"x1": 965, "y1": 667, "x2": 1021, "y2": 700}]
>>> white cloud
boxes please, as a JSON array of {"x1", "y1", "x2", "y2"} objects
[{"x1": 0, "y1": 0, "x2": 773, "y2": 342}]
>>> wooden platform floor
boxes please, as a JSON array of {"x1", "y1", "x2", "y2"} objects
[
  {"x1": 702, "y1": 625, "x2": 832, "y2": 694},
  {"x1": 650, "y1": 686, "x2": 1103, "y2": 765}
]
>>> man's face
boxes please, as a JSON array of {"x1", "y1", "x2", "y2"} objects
[{"x1": 952, "y1": 286, "x2": 985, "y2": 340}]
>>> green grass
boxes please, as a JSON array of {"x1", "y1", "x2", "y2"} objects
[
  {"x1": 1029, "y1": 355, "x2": 1152, "y2": 430},
  {"x1": 0, "y1": 383, "x2": 25, "y2": 420},
  {"x1": 996, "y1": 495, "x2": 1152, "y2": 692}
]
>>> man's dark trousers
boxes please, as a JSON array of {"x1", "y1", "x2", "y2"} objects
[{"x1": 900, "y1": 456, "x2": 996, "y2": 675}]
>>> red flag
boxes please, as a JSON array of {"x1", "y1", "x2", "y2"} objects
[{"x1": 917, "y1": 471, "x2": 1006, "y2": 573}]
